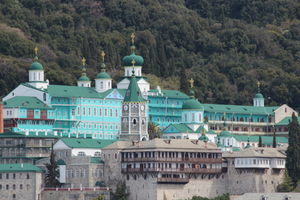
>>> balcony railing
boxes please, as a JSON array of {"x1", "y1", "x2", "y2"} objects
[
  {"x1": 122, "y1": 157, "x2": 222, "y2": 163},
  {"x1": 122, "y1": 167, "x2": 222, "y2": 174},
  {"x1": 157, "y1": 177, "x2": 189, "y2": 184}
]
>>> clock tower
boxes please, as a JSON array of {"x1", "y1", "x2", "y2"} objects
[{"x1": 120, "y1": 61, "x2": 149, "y2": 141}]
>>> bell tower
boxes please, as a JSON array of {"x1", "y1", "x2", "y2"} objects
[{"x1": 120, "y1": 60, "x2": 149, "y2": 141}]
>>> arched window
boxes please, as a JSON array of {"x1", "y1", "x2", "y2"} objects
[{"x1": 133, "y1": 119, "x2": 137, "y2": 125}]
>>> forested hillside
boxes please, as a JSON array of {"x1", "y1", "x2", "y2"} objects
[{"x1": 0, "y1": 0, "x2": 300, "y2": 110}]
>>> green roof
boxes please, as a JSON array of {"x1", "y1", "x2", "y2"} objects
[
  {"x1": 60, "y1": 138, "x2": 116, "y2": 149},
  {"x1": 56, "y1": 159, "x2": 66, "y2": 165},
  {"x1": 47, "y1": 85, "x2": 102, "y2": 98},
  {"x1": 122, "y1": 53, "x2": 144, "y2": 66},
  {"x1": 219, "y1": 130, "x2": 231, "y2": 137},
  {"x1": 148, "y1": 89, "x2": 190, "y2": 99},
  {"x1": 182, "y1": 98, "x2": 202, "y2": 110},
  {"x1": 124, "y1": 75, "x2": 146, "y2": 102},
  {"x1": 0, "y1": 164, "x2": 43, "y2": 173},
  {"x1": 276, "y1": 116, "x2": 300, "y2": 126},
  {"x1": 90, "y1": 157, "x2": 104, "y2": 164},
  {"x1": 22, "y1": 83, "x2": 45, "y2": 92},
  {"x1": 96, "y1": 72, "x2": 111, "y2": 79},
  {"x1": 254, "y1": 93, "x2": 264, "y2": 99},
  {"x1": 78, "y1": 75, "x2": 90, "y2": 81},
  {"x1": 163, "y1": 123, "x2": 212, "y2": 134},
  {"x1": 201, "y1": 103, "x2": 279, "y2": 115},
  {"x1": 0, "y1": 132, "x2": 58, "y2": 138},
  {"x1": 29, "y1": 61, "x2": 44, "y2": 70},
  {"x1": 218, "y1": 134, "x2": 288, "y2": 144},
  {"x1": 199, "y1": 134, "x2": 209, "y2": 142},
  {"x1": 4, "y1": 96, "x2": 52, "y2": 110}
]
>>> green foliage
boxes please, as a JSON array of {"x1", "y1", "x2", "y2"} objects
[
  {"x1": 148, "y1": 122, "x2": 161, "y2": 139},
  {"x1": 0, "y1": 0, "x2": 300, "y2": 110},
  {"x1": 277, "y1": 170, "x2": 295, "y2": 192},
  {"x1": 93, "y1": 194, "x2": 106, "y2": 200},
  {"x1": 258, "y1": 136, "x2": 262, "y2": 147},
  {"x1": 111, "y1": 182, "x2": 129, "y2": 200},
  {"x1": 191, "y1": 193, "x2": 230, "y2": 200},
  {"x1": 45, "y1": 144, "x2": 60, "y2": 187},
  {"x1": 286, "y1": 113, "x2": 300, "y2": 185}
]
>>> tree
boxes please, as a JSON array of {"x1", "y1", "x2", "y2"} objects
[
  {"x1": 286, "y1": 113, "x2": 300, "y2": 185},
  {"x1": 111, "y1": 182, "x2": 129, "y2": 200},
  {"x1": 277, "y1": 170, "x2": 294, "y2": 192},
  {"x1": 45, "y1": 143, "x2": 60, "y2": 187},
  {"x1": 92, "y1": 194, "x2": 105, "y2": 200},
  {"x1": 179, "y1": 67, "x2": 189, "y2": 94},
  {"x1": 272, "y1": 131, "x2": 277, "y2": 148},
  {"x1": 148, "y1": 122, "x2": 161, "y2": 139},
  {"x1": 258, "y1": 136, "x2": 262, "y2": 147}
]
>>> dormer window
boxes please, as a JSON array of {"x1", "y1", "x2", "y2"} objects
[{"x1": 78, "y1": 152, "x2": 86, "y2": 156}]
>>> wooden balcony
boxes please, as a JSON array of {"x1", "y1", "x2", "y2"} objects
[
  {"x1": 121, "y1": 167, "x2": 222, "y2": 174},
  {"x1": 157, "y1": 177, "x2": 189, "y2": 184},
  {"x1": 122, "y1": 157, "x2": 222, "y2": 163}
]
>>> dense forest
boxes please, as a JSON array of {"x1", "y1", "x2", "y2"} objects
[{"x1": 0, "y1": 0, "x2": 300, "y2": 110}]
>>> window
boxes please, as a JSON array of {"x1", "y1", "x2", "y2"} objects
[
  {"x1": 13, "y1": 173, "x2": 15, "y2": 179},
  {"x1": 100, "y1": 81, "x2": 103, "y2": 89},
  {"x1": 20, "y1": 184, "x2": 23, "y2": 190},
  {"x1": 6, "y1": 173, "x2": 9, "y2": 179},
  {"x1": 105, "y1": 109, "x2": 107, "y2": 116},
  {"x1": 43, "y1": 93, "x2": 47, "y2": 101},
  {"x1": 6, "y1": 185, "x2": 9, "y2": 190},
  {"x1": 26, "y1": 173, "x2": 30, "y2": 179},
  {"x1": 94, "y1": 152, "x2": 101, "y2": 157},
  {"x1": 78, "y1": 152, "x2": 86, "y2": 156},
  {"x1": 13, "y1": 194, "x2": 16, "y2": 199},
  {"x1": 13, "y1": 184, "x2": 16, "y2": 190}
]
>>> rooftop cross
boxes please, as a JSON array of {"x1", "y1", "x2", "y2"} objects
[
  {"x1": 257, "y1": 81, "x2": 261, "y2": 92},
  {"x1": 130, "y1": 33, "x2": 136, "y2": 53},
  {"x1": 34, "y1": 47, "x2": 39, "y2": 60},
  {"x1": 82, "y1": 57, "x2": 86, "y2": 66},
  {"x1": 188, "y1": 78, "x2": 194, "y2": 89},
  {"x1": 101, "y1": 51, "x2": 105, "y2": 62}
]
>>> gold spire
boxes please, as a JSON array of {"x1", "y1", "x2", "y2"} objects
[
  {"x1": 81, "y1": 57, "x2": 86, "y2": 66},
  {"x1": 131, "y1": 59, "x2": 136, "y2": 66},
  {"x1": 257, "y1": 81, "x2": 261, "y2": 92},
  {"x1": 188, "y1": 78, "x2": 194, "y2": 88},
  {"x1": 34, "y1": 47, "x2": 38, "y2": 56},
  {"x1": 131, "y1": 33, "x2": 135, "y2": 45},
  {"x1": 101, "y1": 51, "x2": 105, "y2": 62}
]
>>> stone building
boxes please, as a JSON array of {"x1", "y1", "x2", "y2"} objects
[
  {"x1": 52, "y1": 138, "x2": 114, "y2": 188},
  {"x1": 0, "y1": 131, "x2": 58, "y2": 164},
  {"x1": 224, "y1": 147, "x2": 286, "y2": 195},
  {"x1": 0, "y1": 163, "x2": 43, "y2": 200}
]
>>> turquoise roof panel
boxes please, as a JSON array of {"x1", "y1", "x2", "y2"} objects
[
  {"x1": 276, "y1": 116, "x2": 300, "y2": 126},
  {"x1": 124, "y1": 75, "x2": 146, "y2": 102},
  {"x1": 60, "y1": 138, "x2": 116, "y2": 149},
  {"x1": 148, "y1": 89, "x2": 190, "y2": 99},
  {"x1": 29, "y1": 61, "x2": 44, "y2": 70},
  {"x1": 4, "y1": 96, "x2": 52, "y2": 110},
  {"x1": 0, "y1": 164, "x2": 43, "y2": 173},
  {"x1": 182, "y1": 98, "x2": 202, "y2": 110},
  {"x1": 47, "y1": 85, "x2": 103, "y2": 98}
]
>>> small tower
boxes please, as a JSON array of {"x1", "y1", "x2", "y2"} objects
[
  {"x1": 253, "y1": 81, "x2": 264, "y2": 107},
  {"x1": 77, "y1": 57, "x2": 91, "y2": 87},
  {"x1": 95, "y1": 51, "x2": 112, "y2": 93},
  {"x1": 181, "y1": 78, "x2": 204, "y2": 131},
  {"x1": 28, "y1": 47, "x2": 49, "y2": 90},
  {"x1": 120, "y1": 60, "x2": 148, "y2": 141}
]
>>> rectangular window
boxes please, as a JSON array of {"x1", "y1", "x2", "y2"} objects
[{"x1": 105, "y1": 109, "x2": 107, "y2": 116}]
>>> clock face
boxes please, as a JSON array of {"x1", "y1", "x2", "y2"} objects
[
  {"x1": 124, "y1": 105, "x2": 128, "y2": 111},
  {"x1": 141, "y1": 105, "x2": 145, "y2": 111}
]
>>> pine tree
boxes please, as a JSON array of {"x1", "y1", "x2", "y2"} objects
[
  {"x1": 112, "y1": 182, "x2": 129, "y2": 200},
  {"x1": 272, "y1": 131, "x2": 277, "y2": 148},
  {"x1": 180, "y1": 67, "x2": 189, "y2": 93},
  {"x1": 258, "y1": 136, "x2": 262, "y2": 147},
  {"x1": 277, "y1": 170, "x2": 294, "y2": 192},
  {"x1": 45, "y1": 143, "x2": 60, "y2": 187},
  {"x1": 286, "y1": 113, "x2": 300, "y2": 185}
]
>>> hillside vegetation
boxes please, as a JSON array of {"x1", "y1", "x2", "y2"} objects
[{"x1": 0, "y1": 0, "x2": 300, "y2": 110}]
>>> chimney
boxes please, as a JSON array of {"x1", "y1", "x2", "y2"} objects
[{"x1": 0, "y1": 101, "x2": 3, "y2": 133}]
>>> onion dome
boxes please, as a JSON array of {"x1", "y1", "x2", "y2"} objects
[
  {"x1": 122, "y1": 32, "x2": 144, "y2": 66},
  {"x1": 219, "y1": 130, "x2": 231, "y2": 137},
  {"x1": 122, "y1": 53, "x2": 144, "y2": 66},
  {"x1": 78, "y1": 75, "x2": 90, "y2": 81},
  {"x1": 182, "y1": 98, "x2": 202, "y2": 110},
  {"x1": 29, "y1": 56, "x2": 44, "y2": 70},
  {"x1": 96, "y1": 51, "x2": 111, "y2": 79},
  {"x1": 199, "y1": 133, "x2": 209, "y2": 142},
  {"x1": 254, "y1": 93, "x2": 264, "y2": 99}
]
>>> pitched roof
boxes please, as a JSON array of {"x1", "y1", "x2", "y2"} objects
[
  {"x1": 4, "y1": 96, "x2": 52, "y2": 110},
  {"x1": 90, "y1": 157, "x2": 104, "y2": 164},
  {"x1": 232, "y1": 135, "x2": 288, "y2": 144},
  {"x1": 201, "y1": 103, "x2": 279, "y2": 115},
  {"x1": 60, "y1": 138, "x2": 115, "y2": 149},
  {"x1": 148, "y1": 89, "x2": 190, "y2": 99},
  {"x1": 122, "y1": 138, "x2": 219, "y2": 152},
  {"x1": 276, "y1": 116, "x2": 300, "y2": 126},
  {"x1": 102, "y1": 141, "x2": 132, "y2": 150},
  {"x1": 223, "y1": 148, "x2": 286, "y2": 158},
  {"x1": 124, "y1": 75, "x2": 146, "y2": 102},
  {"x1": 0, "y1": 164, "x2": 43, "y2": 173},
  {"x1": 47, "y1": 85, "x2": 103, "y2": 98},
  {"x1": 22, "y1": 83, "x2": 45, "y2": 92},
  {"x1": 0, "y1": 132, "x2": 58, "y2": 138},
  {"x1": 163, "y1": 123, "x2": 207, "y2": 134}
]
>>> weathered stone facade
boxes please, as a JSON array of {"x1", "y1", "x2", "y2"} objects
[
  {"x1": 0, "y1": 171, "x2": 42, "y2": 200},
  {"x1": 42, "y1": 188, "x2": 110, "y2": 200}
]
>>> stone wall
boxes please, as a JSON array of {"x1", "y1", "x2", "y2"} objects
[
  {"x1": 41, "y1": 189, "x2": 110, "y2": 200},
  {"x1": 0, "y1": 171, "x2": 42, "y2": 200}
]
